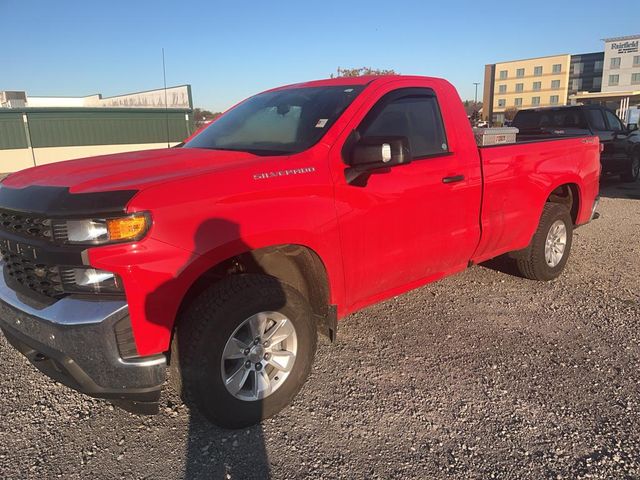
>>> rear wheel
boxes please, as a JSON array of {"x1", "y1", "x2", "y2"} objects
[
  {"x1": 621, "y1": 152, "x2": 640, "y2": 183},
  {"x1": 170, "y1": 274, "x2": 317, "y2": 428},
  {"x1": 515, "y1": 203, "x2": 573, "y2": 281}
]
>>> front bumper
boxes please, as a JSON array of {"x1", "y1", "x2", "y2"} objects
[{"x1": 0, "y1": 270, "x2": 166, "y2": 414}]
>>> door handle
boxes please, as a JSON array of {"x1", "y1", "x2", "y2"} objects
[{"x1": 442, "y1": 175, "x2": 465, "y2": 184}]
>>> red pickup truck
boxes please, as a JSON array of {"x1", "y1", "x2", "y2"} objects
[{"x1": 0, "y1": 76, "x2": 600, "y2": 428}]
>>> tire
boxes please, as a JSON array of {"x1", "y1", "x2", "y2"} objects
[
  {"x1": 621, "y1": 152, "x2": 640, "y2": 183},
  {"x1": 515, "y1": 203, "x2": 573, "y2": 281},
  {"x1": 170, "y1": 274, "x2": 317, "y2": 428}
]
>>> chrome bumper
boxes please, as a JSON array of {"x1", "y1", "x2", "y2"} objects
[{"x1": 0, "y1": 269, "x2": 166, "y2": 414}]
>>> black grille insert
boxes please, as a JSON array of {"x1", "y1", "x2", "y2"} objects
[
  {"x1": 1, "y1": 251, "x2": 64, "y2": 298},
  {"x1": 0, "y1": 209, "x2": 53, "y2": 241}
]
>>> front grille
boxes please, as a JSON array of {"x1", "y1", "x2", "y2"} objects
[
  {"x1": 0, "y1": 209, "x2": 53, "y2": 241},
  {"x1": 1, "y1": 251, "x2": 64, "y2": 298}
]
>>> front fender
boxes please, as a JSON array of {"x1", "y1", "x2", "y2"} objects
[{"x1": 88, "y1": 228, "x2": 345, "y2": 357}]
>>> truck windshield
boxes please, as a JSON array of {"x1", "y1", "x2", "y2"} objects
[
  {"x1": 185, "y1": 85, "x2": 364, "y2": 155},
  {"x1": 513, "y1": 108, "x2": 589, "y2": 131}
]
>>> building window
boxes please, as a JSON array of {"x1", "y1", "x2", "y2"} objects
[
  {"x1": 610, "y1": 57, "x2": 621, "y2": 69},
  {"x1": 498, "y1": 84, "x2": 507, "y2": 93},
  {"x1": 499, "y1": 70, "x2": 508, "y2": 80},
  {"x1": 532, "y1": 81, "x2": 541, "y2": 91},
  {"x1": 634, "y1": 55, "x2": 640, "y2": 67},
  {"x1": 514, "y1": 98, "x2": 523, "y2": 107},
  {"x1": 594, "y1": 60, "x2": 603, "y2": 72},
  {"x1": 609, "y1": 74, "x2": 619, "y2": 86},
  {"x1": 532, "y1": 96, "x2": 540, "y2": 106},
  {"x1": 497, "y1": 99, "x2": 506, "y2": 107},
  {"x1": 534, "y1": 66, "x2": 542, "y2": 76},
  {"x1": 516, "y1": 68, "x2": 525, "y2": 78},
  {"x1": 515, "y1": 83, "x2": 524, "y2": 92},
  {"x1": 550, "y1": 95, "x2": 559, "y2": 105},
  {"x1": 632, "y1": 73, "x2": 640, "y2": 85},
  {"x1": 593, "y1": 77, "x2": 602, "y2": 89},
  {"x1": 551, "y1": 80, "x2": 561, "y2": 89},
  {"x1": 571, "y1": 79, "x2": 582, "y2": 90},
  {"x1": 552, "y1": 64, "x2": 562, "y2": 73},
  {"x1": 573, "y1": 63, "x2": 583, "y2": 75}
]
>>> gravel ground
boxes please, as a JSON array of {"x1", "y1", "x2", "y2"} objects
[{"x1": 1, "y1": 179, "x2": 639, "y2": 480}]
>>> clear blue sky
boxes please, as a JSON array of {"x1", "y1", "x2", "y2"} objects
[{"x1": 2, "y1": 0, "x2": 637, "y2": 112}]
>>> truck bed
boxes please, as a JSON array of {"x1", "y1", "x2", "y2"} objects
[{"x1": 472, "y1": 135, "x2": 601, "y2": 264}]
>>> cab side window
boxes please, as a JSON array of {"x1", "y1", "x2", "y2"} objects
[
  {"x1": 604, "y1": 110, "x2": 624, "y2": 132},
  {"x1": 361, "y1": 93, "x2": 449, "y2": 159},
  {"x1": 586, "y1": 109, "x2": 607, "y2": 131}
]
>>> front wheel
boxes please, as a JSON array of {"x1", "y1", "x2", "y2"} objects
[
  {"x1": 515, "y1": 203, "x2": 573, "y2": 281},
  {"x1": 170, "y1": 274, "x2": 317, "y2": 428},
  {"x1": 621, "y1": 152, "x2": 640, "y2": 183}
]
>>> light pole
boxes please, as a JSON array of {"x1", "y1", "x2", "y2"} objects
[{"x1": 473, "y1": 82, "x2": 480, "y2": 104}]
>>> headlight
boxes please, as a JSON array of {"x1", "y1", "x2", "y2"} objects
[
  {"x1": 55, "y1": 213, "x2": 150, "y2": 245},
  {"x1": 60, "y1": 267, "x2": 123, "y2": 294},
  {"x1": 64, "y1": 219, "x2": 109, "y2": 243}
]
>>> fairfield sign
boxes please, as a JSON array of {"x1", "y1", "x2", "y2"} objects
[{"x1": 610, "y1": 39, "x2": 639, "y2": 54}]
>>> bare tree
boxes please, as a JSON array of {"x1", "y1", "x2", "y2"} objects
[
  {"x1": 463, "y1": 101, "x2": 483, "y2": 116},
  {"x1": 503, "y1": 107, "x2": 518, "y2": 122},
  {"x1": 193, "y1": 108, "x2": 222, "y2": 127},
  {"x1": 331, "y1": 67, "x2": 397, "y2": 78}
]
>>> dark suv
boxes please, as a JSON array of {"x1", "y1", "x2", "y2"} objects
[{"x1": 513, "y1": 105, "x2": 640, "y2": 182}]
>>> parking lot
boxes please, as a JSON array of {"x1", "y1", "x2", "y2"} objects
[{"x1": 1, "y1": 178, "x2": 638, "y2": 480}]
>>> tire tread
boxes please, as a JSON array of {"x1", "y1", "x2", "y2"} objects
[
  {"x1": 170, "y1": 274, "x2": 316, "y2": 428},
  {"x1": 515, "y1": 203, "x2": 572, "y2": 281}
]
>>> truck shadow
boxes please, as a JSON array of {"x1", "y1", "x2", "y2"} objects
[
  {"x1": 145, "y1": 218, "x2": 274, "y2": 479},
  {"x1": 478, "y1": 255, "x2": 523, "y2": 278}
]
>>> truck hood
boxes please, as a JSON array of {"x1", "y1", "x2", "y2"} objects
[{"x1": 1, "y1": 148, "x2": 266, "y2": 194}]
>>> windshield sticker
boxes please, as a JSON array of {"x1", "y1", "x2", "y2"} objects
[
  {"x1": 315, "y1": 119, "x2": 328, "y2": 128},
  {"x1": 253, "y1": 167, "x2": 316, "y2": 180}
]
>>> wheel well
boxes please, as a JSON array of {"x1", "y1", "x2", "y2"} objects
[
  {"x1": 177, "y1": 244, "x2": 333, "y2": 339},
  {"x1": 547, "y1": 183, "x2": 579, "y2": 225}
]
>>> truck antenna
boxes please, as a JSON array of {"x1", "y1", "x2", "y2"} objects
[{"x1": 162, "y1": 48, "x2": 170, "y2": 149}]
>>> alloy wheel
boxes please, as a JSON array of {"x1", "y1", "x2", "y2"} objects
[
  {"x1": 544, "y1": 220, "x2": 567, "y2": 267},
  {"x1": 221, "y1": 311, "x2": 298, "y2": 401}
]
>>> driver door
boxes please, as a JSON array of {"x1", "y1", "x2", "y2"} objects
[
  {"x1": 331, "y1": 86, "x2": 482, "y2": 311},
  {"x1": 603, "y1": 109, "x2": 631, "y2": 160}
]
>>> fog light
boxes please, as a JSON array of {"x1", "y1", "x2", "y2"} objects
[{"x1": 61, "y1": 267, "x2": 123, "y2": 294}]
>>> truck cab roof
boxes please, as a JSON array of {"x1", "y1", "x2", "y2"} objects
[{"x1": 269, "y1": 75, "x2": 450, "y2": 91}]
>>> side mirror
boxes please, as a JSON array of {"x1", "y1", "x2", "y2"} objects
[
  {"x1": 349, "y1": 136, "x2": 411, "y2": 167},
  {"x1": 345, "y1": 136, "x2": 411, "y2": 184},
  {"x1": 628, "y1": 123, "x2": 638, "y2": 132}
]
